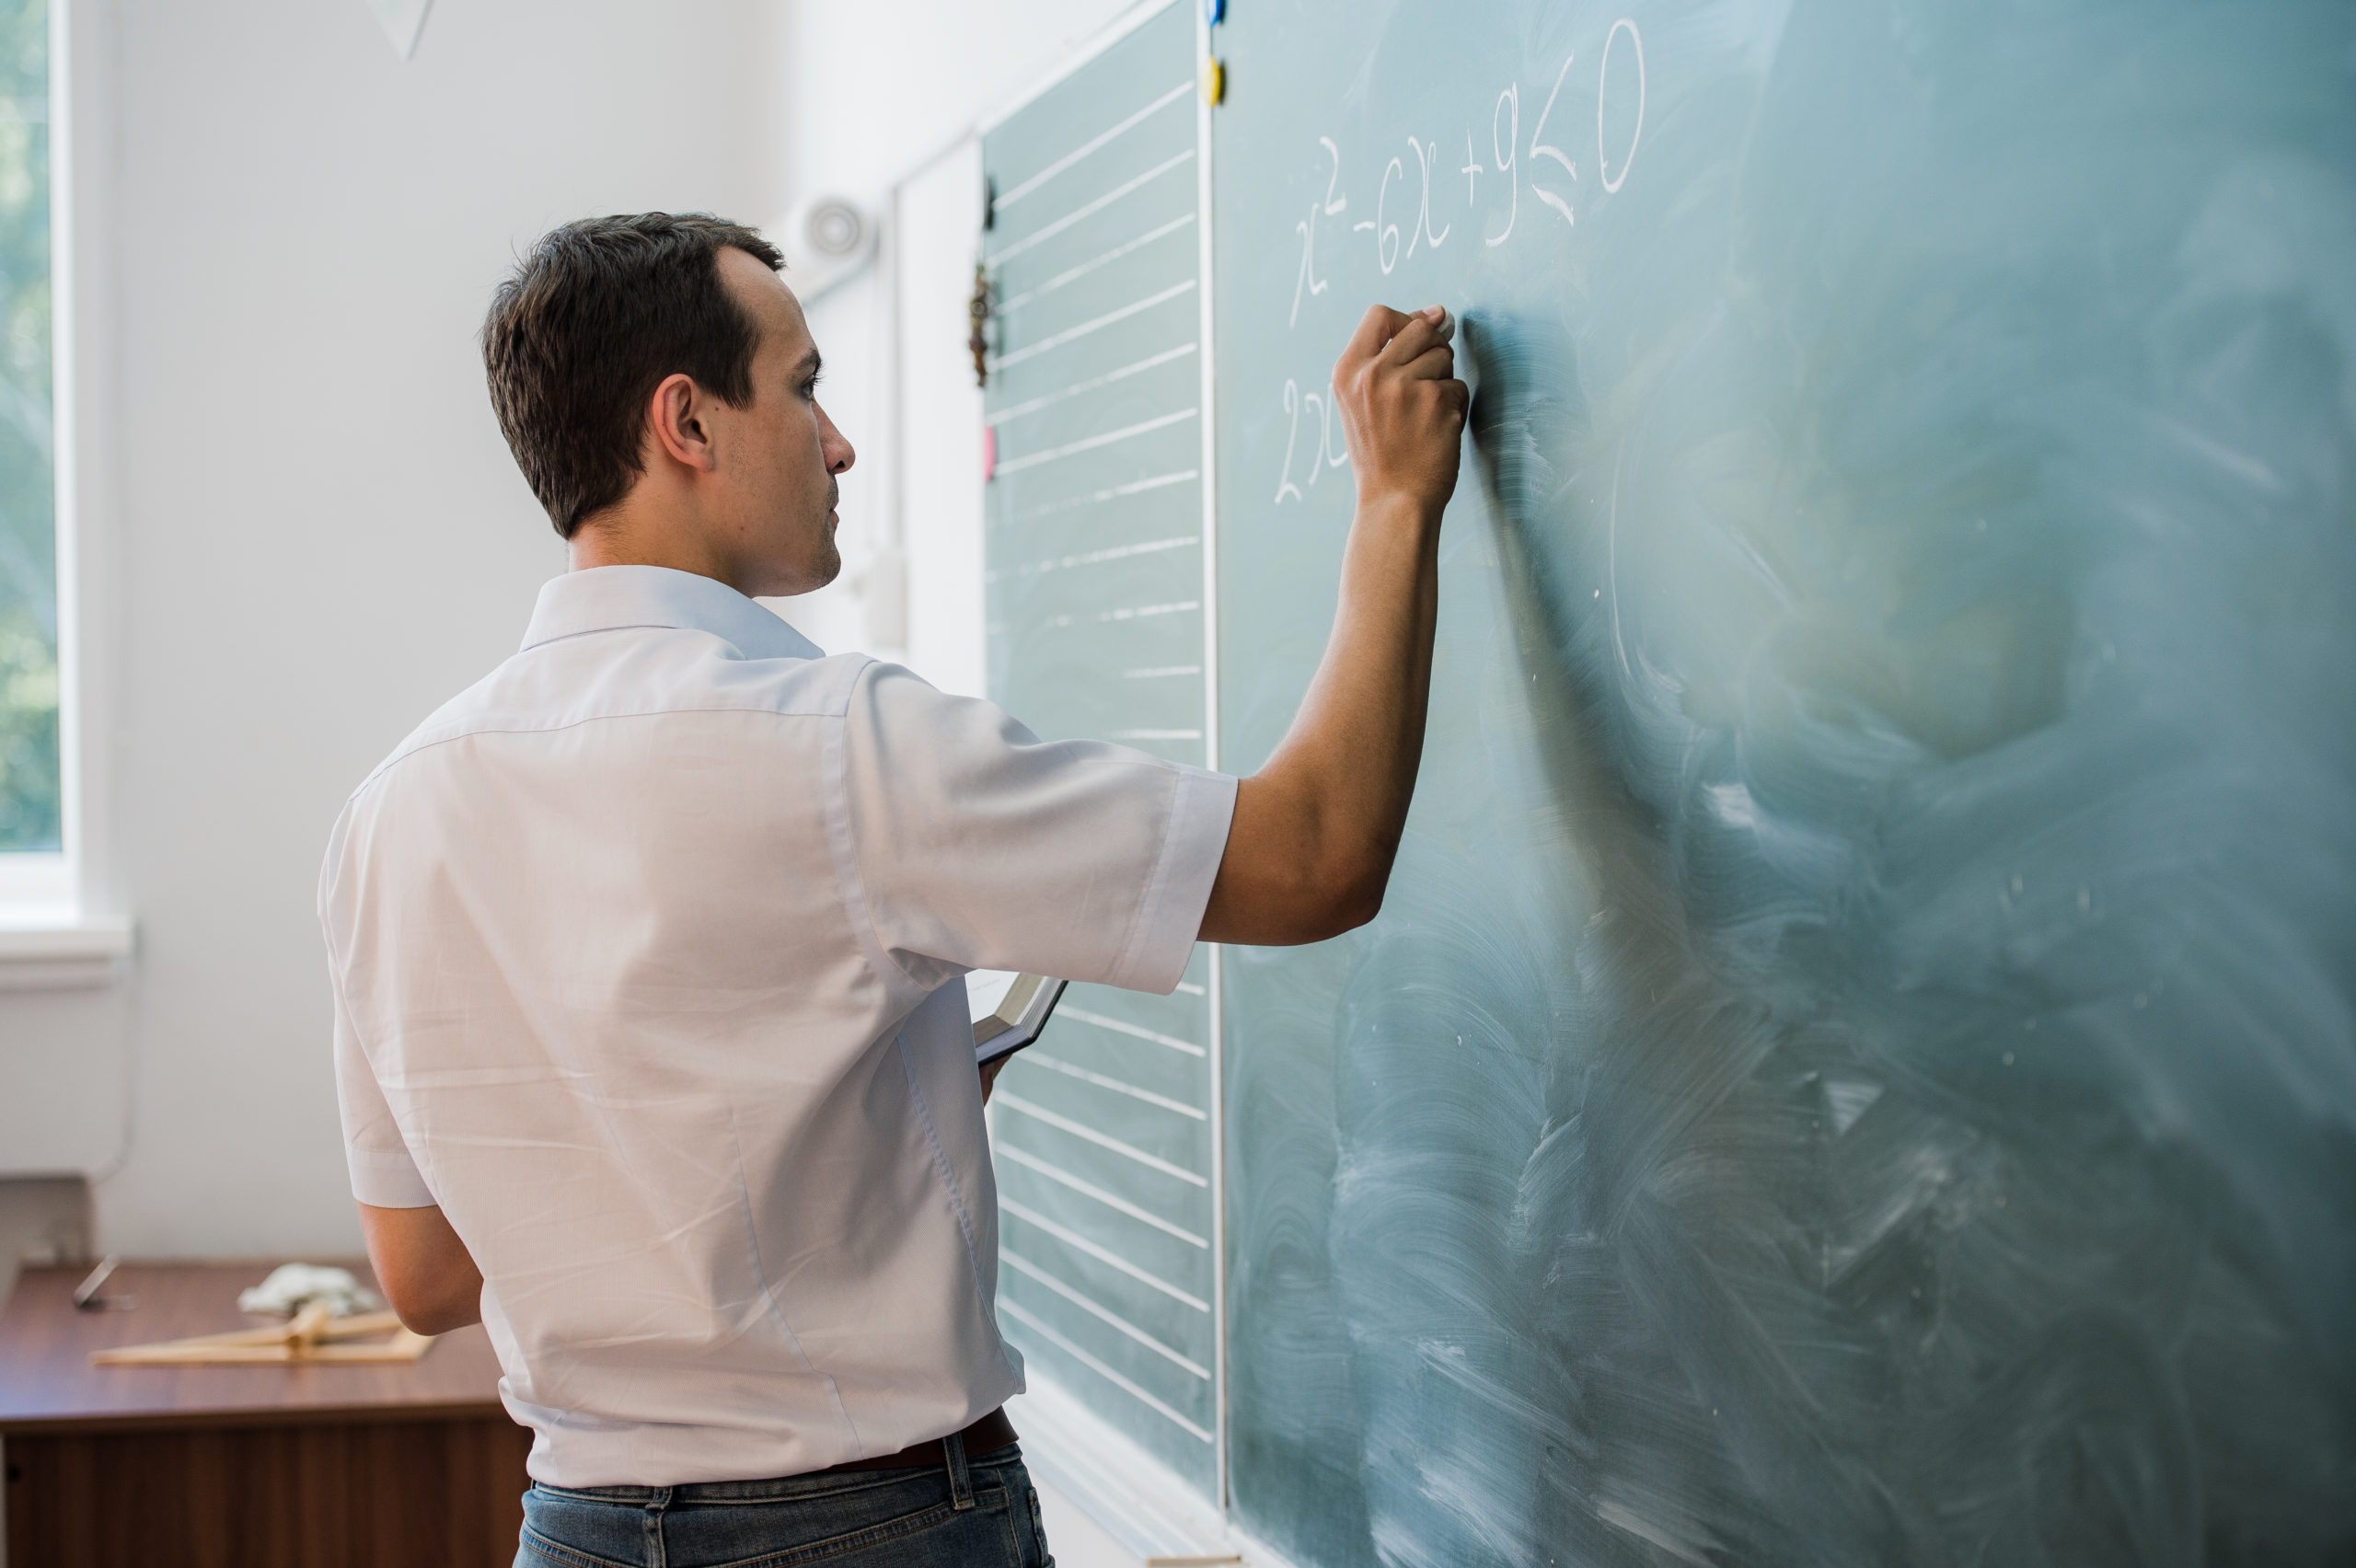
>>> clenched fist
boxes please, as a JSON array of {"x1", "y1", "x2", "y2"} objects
[{"x1": 1332, "y1": 304, "x2": 1469, "y2": 519}]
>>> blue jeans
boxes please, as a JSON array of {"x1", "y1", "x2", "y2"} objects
[{"x1": 516, "y1": 1437, "x2": 1054, "y2": 1567}]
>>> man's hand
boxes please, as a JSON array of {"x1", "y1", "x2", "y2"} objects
[
  {"x1": 357, "y1": 1202, "x2": 485, "y2": 1336},
  {"x1": 1333, "y1": 305, "x2": 1465, "y2": 516},
  {"x1": 1199, "y1": 305, "x2": 1465, "y2": 947}
]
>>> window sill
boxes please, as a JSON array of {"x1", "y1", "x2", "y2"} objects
[{"x1": 0, "y1": 915, "x2": 134, "y2": 992}]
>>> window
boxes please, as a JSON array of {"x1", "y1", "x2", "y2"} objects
[{"x1": 0, "y1": 0, "x2": 53, "y2": 864}]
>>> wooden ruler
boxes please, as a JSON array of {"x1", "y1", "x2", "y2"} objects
[{"x1": 91, "y1": 1302, "x2": 436, "y2": 1366}]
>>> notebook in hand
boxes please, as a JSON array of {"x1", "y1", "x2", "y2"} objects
[{"x1": 967, "y1": 970, "x2": 1068, "y2": 1065}]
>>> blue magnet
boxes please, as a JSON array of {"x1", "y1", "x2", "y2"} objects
[{"x1": 1203, "y1": 0, "x2": 1224, "y2": 27}]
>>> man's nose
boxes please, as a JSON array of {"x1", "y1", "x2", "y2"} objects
[{"x1": 817, "y1": 403, "x2": 856, "y2": 474}]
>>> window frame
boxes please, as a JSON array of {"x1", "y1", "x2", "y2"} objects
[{"x1": 0, "y1": 0, "x2": 128, "y2": 986}]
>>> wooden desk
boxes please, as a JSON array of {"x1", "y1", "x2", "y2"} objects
[{"x1": 0, "y1": 1261, "x2": 529, "y2": 1567}]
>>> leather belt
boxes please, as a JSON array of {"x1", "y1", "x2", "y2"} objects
[{"x1": 814, "y1": 1406, "x2": 1018, "y2": 1474}]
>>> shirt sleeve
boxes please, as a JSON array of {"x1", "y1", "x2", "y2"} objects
[
  {"x1": 329, "y1": 962, "x2": 436, "y2": 1209},
  {"x1": 837, "y1": 662, "x2": 1238, "y2": 997}
]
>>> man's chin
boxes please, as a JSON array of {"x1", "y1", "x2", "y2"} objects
[
  {"x1": 811, "y1": 541, "x2": 843, "y2": 592},
  {"x1": 748, "y1": 541, "x2": 843, "y2": 601}
]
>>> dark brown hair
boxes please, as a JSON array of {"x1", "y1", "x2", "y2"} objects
[{"x1": 482, "y1": 213, "x2": 785, "y2": 539}]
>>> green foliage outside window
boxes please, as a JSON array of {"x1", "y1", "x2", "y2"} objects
[{"x1": 0, "y1": 0, "x2": 53, "y2": 852}]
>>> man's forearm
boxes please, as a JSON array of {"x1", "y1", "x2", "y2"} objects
[
  {"x1": 1208, "y1": 496, "x2": 1441, "y2": 940},
  {"x1": 358, "y1": 1201, "x2": 485, "y2": 1335},
  {"x1": 1297, "y1": 490, "x2": 1444, "y2": 866}
]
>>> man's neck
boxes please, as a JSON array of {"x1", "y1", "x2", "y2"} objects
[{"x1": 568, "y1": 504, "x2": 744, "y2": 594}]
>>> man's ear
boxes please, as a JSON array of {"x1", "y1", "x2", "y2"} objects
[{"x1": 646, "y1": 372, "x2": 719, "y2": 472}]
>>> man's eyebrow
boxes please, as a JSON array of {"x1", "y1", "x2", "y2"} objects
[{"x1": 792, "y1": 349, "x2": 823, "y2": 381}]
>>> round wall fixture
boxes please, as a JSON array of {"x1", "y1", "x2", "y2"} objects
[{"x1": 769, "y1": 195, "x2": 879, "y2": 306}]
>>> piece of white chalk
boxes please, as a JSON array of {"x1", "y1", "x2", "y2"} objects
[{"x1": 1429, "y1": 306, "x2": 1455, "y2": 343}]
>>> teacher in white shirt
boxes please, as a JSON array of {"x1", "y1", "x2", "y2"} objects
[{"x1": 320, "y1": 212, "x2": 1464, "y2": 1568}]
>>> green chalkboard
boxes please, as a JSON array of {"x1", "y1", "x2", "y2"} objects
[
  {"x1": 1211, "y1": 1, "x2": 2356, "y2": 1564},
  {"x1": 981, "y1": 0, "x2": 1218, "y2": 1494}
]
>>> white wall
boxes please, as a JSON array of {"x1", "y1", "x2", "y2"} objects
[
  {"x1": 895, "y1": 138, "x2": 991, "y2": 698},
  {"x1": 774, "y1": 0, "x2": 1144, "y2": 207},
  {"x1": 0, "y1": 0, "x2": 786, "y2": 1253}
]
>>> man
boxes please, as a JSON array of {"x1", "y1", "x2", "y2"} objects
[{"x1": 322, "y1": 212, "x2": 1463, "y2": 1566}]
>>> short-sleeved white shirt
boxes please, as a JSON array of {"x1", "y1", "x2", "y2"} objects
[{"x1": 318, "y1": 565, "x2": 1236, "y2": 1487}]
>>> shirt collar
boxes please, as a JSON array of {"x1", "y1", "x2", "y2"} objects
[{"x1": 519, "y1": 566, "x2": 825, "y2": 662}]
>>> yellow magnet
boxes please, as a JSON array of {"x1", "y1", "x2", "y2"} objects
[{"x1": 1202, "y1": 56, "x2": 1225, "y2": 106}]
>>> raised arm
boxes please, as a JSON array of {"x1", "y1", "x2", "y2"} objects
[{"x1": 1198, "y1": 304, "x2": 1466, "y2": 947}]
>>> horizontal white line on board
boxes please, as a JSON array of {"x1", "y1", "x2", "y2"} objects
[
  {"x1": 1008, "y1": 469, "x2": 1197, "y2": 525},
  {"x1": 1001, "y1": 1247, "x2": 1210, "y2": 1380},
  {"x1": 1110, "y1": 730, "x2": 1203, "y2": 741},
  {"x1": 1019, "y1": 1054, "x2": 1207, "y2": 1122},
  {"x1": 1123, "y1": 664, "x2": 1202, "y2": 679},
  {"x1": 998, "y1": 1298, "x2": 1215, "y2": 1444},
  {"x1": 987, "y1": 342, "x2": 1197, "y2": 429},
  {"x1": 1040, "y1": 599, "x2": 1199, "y2": 630},
  {"x1": 1059, "y1": 1006, "x2": 1206, "y2": 1057},
  {"x1": 989, "y1": 535, "x2": 1198, "y2": 584},
  {"x1": 996, "y1": 1195, "x2": 1209, "y2": 1311},
  {"x1": 997, "y1": 1146, "x2": 1207, "y2": 1246},
  {"x1": 986, "y1": 149, "x2": 1196, "y2": 271},
  {"x1": 1173, "y1": 981, "x2": 1206, "y2": 997},
  {"x1": 998, "y1": 1147, "x2": 1207, "y2": 1252},
  {"x1": 996, "y1": 1092, "x2": 1208, "y2": 1187},
  {"x1": 995, "y1": 81, "x2": 1193, "y2": 211},
  {"x1": 993, "y1": 408, "x2": 1198, "y2": 477},
  {"x1": 987, "y1": 281, "x2": 1197, "y2": 375},
  {"x1": 994, "y1": 213, "x2": 1197, "y2": 318}
]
